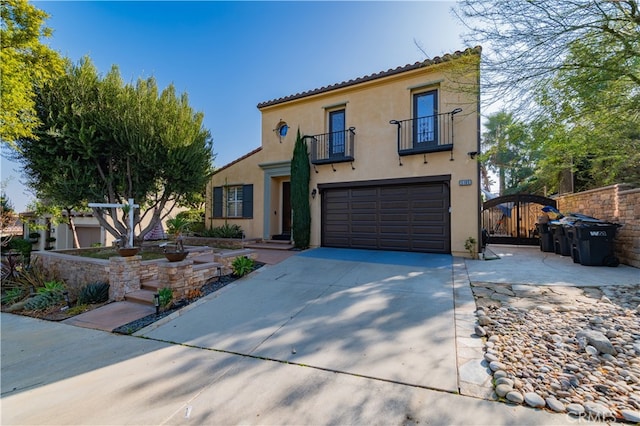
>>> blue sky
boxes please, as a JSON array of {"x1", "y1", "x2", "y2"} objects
[{"x1": 2, "y1": 1, "x2": 468, "y2": 212}]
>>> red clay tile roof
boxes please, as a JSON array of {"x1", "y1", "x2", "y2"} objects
[
  {"x1": 213, "y1": 146, "x2": 263, "y2": 174},
  {"x1": 257, "y1": 46, "x2": 481, "y2": 109}
]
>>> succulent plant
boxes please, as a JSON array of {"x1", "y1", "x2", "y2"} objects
[{"x1": 78, "y1": 282, "x2": 110, "y2": 304}]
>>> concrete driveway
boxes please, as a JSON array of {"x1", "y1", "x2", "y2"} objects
[
  {"x1": 3, "y1": 246, "x2": 619, "y2": 425},
  {"x1": 138, "y1": 248, "x2": 458, "y2": 392}
]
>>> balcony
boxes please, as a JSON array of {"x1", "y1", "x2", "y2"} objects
[
  {"x1": 390, "y1": 108, "x2": 462, "y2": 156},
  {"x1": 308, "y1": 127, "x2": 356, "y2": 165}
]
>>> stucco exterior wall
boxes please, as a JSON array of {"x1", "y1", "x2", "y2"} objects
[{"x1": 207, "y1": 50, "x2": 481, "y2": 257}]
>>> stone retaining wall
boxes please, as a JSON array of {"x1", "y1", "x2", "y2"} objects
[
  {"x1": 33, "y1": 252, "x2": 109, "y2": 299},
  {"x1": 555, "y1": 184, "x2": 640, "y2": 268},
  {"x1": 32, "y1": 247, "x2": 257, "y2": 302}
]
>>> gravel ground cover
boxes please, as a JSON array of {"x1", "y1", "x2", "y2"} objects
[{"x1": 471, "y1": 282, "x2": 640, "y2": 423}]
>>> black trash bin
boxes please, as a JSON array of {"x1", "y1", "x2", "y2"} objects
[
  {"x1": 549, "y1": 221, "x2": 571, "y2": 256},
  {"x1": 537, "y1": 223, "x2": 554, "y2": 252},
  {"x1": 568, "y1": 221, "x2": 621, "y2": 266}
]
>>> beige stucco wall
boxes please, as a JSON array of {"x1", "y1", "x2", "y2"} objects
[{"x1": 208, "y1": 51, "x2": 481, "y2": 256}]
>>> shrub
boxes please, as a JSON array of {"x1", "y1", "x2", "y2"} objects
[
  {"x1": 6, "y1": 238, "x2": 32, "y2": 260},
  {"x1": 37, "y1": 280, "x2": 65, "y2": 296},
  {"x1": 232, "y1": 256, "x2": 254, "y2": 277},
  {"x1": 200, "y1": 223, "x2": 243, "y2": 239},
  {"x1": 166, "y1": 216, "x2": 190, "y2": 237},
  {"x1": 1, "y1": 287, "x2": 24, "y2": 305},
  {"x1": 78, "y1": 282, "x2": 110, "y2": 304},
  {"x1": 176, "y1": 209, "x2": 204, "y2": 223},
  {"x1": 158, "y1": 287, "x2": 173, "y2": 307},
  {"x1": 24, "y1": 281, "x2": 65, "y2": 311},
  {"x1": 24, "y1": 292, "x2": 61, "y2": 311}
]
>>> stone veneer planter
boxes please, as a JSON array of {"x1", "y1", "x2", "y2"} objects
[
  {"x1": 31, "y1": 246, "x2": 238, "y2": 302},
  {"x1": 164, "y1": 251, "x2": 189, "y2": 262},
  {"x1": 117, "y1": 247, "x2": 140, "y2": 257}
]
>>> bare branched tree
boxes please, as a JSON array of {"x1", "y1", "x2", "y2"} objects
[{"x1": 453, "y1": 0, "x2": 640, "y2": 114}]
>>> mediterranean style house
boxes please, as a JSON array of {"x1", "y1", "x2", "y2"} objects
[{"x1": 206, "y1": 47, "x2": 481, "y2": 257}]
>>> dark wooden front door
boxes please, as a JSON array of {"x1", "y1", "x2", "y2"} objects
[{"x1": 282, "y1": 181, "x2": 291, "y2": 235}]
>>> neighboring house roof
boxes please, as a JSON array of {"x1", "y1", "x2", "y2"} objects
[
  {"x1": 257, "y1": 46, "x2": 482, "y2": 109},
  {"x1": 213, "y1": 146, "x2": 263, "y2": 175}
]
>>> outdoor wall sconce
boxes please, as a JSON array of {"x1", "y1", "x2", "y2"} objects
[
  {"x1": 274, "y1": 120, "x2": 288, "y2": 143},
  {"x1": 467, "y1": 151, "x2": 479, "y2": 159},
  {"x1": 154, "y1": 293, "x2": 160, "y2": 315},
  {"x1": 311, "y1": 188, "x2": 317, "y2": 199}
]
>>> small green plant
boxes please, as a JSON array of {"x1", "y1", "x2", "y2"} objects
[
  {"x1": 66, "y1": 304, "x2": 90, "y2": 315},
  {"x1": 200, "y1": 223, "x2": 243, "y2": 239},
  {"x1": 28, "y1": 232, "x2": 40, "y2": 239},
  {"x1": 158, "y1": 287, "x2": 173, "y2": 308},
  {"x1": 24, "y1": 282, "x2": 65, "y2": 311},
  {"x1": 6, "y1": 238, "x2": 32, "y2": 262},
  {"x1": 166, "y1": 216, "x2": 191, "y2": 237},
  {"x1": 464, "y1": 236, "x2": 478, "y2": 259},
  {"x1": 78, "y1": 282, "x2": 110, "y2": 304},
  {"x1": 1, "y1": 287, "x2": 24, "y2": 305},
  {"x1": 37, "y1": 280, "x2": 65, "y2": 296},
  {"x1": 232, "y1": 256, "x2": 254, "y2": 277}
]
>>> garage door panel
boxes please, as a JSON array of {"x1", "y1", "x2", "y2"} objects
[
  {"x1": 379, "y1": 214, "x2": 409, "y2": 222},
  {"x1": 412, "y1": 213, "x2": 446, "y2": 222},
  {"x1": 322, "y1": 181, "x2": 450, "y2": 253},
  {"x1": 352, "y1": 225, "x2": 378, "y2": 233}
]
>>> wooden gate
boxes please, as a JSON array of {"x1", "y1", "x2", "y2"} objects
[{"x1": 482, "y1": 194, "x2": 557, "y2": 245}]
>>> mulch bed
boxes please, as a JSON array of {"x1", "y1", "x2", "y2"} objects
[{"x1": 4, "y1": 262, "x2": 265, "y2": 335}]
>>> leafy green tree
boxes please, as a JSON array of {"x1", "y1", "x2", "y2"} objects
[
  {"x1": 15, "y1": 58, "x2": 214, "y2": 245},
  {"x1": 0, "y1": 0, "x2": 64, "y2": 145},
  {"x1": 531, "y1": 34, "x2": 640, "y2": 192},
  {"x1": 290, "y1": 129, "x2": 310, "y2": 249},
  {"x1": 481, "y1": 112, "x2": 539, "y2": 195}
]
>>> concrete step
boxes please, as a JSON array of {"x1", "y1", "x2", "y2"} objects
[
  {"x1": 124, "y1": 289, "x2": 155, "y2": 306},
  {"x1": 245, "y1": 241, "x2": 294, "y2": 250},
  {"x1": 141, "y1": 279, "x2": 162, "y2": 292}
]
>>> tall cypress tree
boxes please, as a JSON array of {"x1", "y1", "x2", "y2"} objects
[{"x1": 290, "y1": 128, "x2": 311, "y2": 249}]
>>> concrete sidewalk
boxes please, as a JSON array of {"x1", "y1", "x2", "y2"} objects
[
  {"x1": 1, "y1": 313, "x2": 579, "y2": 425},
  {"x1": 467, "y1": 245, "x2": 640, "y2": 287}
]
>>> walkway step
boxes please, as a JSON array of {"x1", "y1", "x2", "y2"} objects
[
  {"x1": 245, "y1": 241, "x2": 294, "y2": 250},
  {"x1": 124, "y1": 289, "x2": 155, "y2": 306},
  {"x1": 141, "y1": 279, "x2": 162, "y2": 292}
]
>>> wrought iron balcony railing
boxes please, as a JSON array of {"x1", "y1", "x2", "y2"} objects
[
  {"x1": 308, "y1": 127, "x2": 356, "y2": 165},
  {"x1": 389, "y1": 108, "x2": 462, "y2": 156}
]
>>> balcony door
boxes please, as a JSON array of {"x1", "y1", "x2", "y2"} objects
[
  {"x1": 413, "y1": 90, "x2": 438, "y2": 147},
  {"x1": 329, "y1": 109, "x2": 345, "y2": 158}
]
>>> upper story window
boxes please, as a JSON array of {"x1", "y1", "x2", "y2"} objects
[
  {"x1": 329, "y1": 109, "x2": 346, "y2": 157},
  {"x1": 413, "y1": 90, "x2": 438, "y2": 146},
  {"x1": 390, "y1": 88, "x2": 459, "y2": 156}
]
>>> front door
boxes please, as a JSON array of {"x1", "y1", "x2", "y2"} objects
[{"x1": 282, "y1": 181, "x2": 291, "y2": 236}]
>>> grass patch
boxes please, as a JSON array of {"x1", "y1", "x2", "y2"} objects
[{"x1": 76, "y1": 249, "x2": 166, "y2": 261}]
